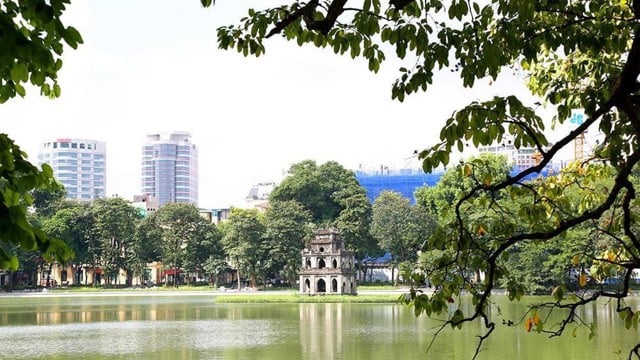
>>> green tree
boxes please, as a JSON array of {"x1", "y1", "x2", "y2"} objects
[
  {"x1": 334, "y1": 184, "x2": 380, "y2": 264},
  {"x1": 371, "y1": 190, "x2": 434, "y2": 285},
  {"x1": 154, "y1": 203, "x2": 208, "y2": 287},
  {"x1": 270, "y1": 160, "x2": 339, "y2": 224},
  {"x1": 130, "y1": 215, "x2": 163, "y2": 286},
  {"x1": 182, "y1": 218, "x2": 223, "y2": 286},
  {"x1": 263, "y1": 200, "x2": 312, "y2": 286},
  {"x1": 208, "y1": 0, "x2": 640, "y2": 357},
  {"x1": 415, "y1": 154, "x2": 511, "y2": 220},
  {"x1": 91, "y1": 197, "x2": 140, "y2": 286},
  {"x1": 221, "y1": 208, "x2": 267, "y2": 290},
  {"x1": 40, "y1": 202, "x2": 93, "y2": 285},
  {"x1": 31, "y1": 185, "x2": 68, "y2": 219},
  {"x1": 270, "y1": 160, "x2": 373, "y2": 257}
]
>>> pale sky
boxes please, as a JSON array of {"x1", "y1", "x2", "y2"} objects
[{"x1": 1, "y1": 0, "x2": 576, "y2": 208}]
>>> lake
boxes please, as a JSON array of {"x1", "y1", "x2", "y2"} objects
[{"x1": 0, "y1": 292, "x2": 637, "y2": 359}]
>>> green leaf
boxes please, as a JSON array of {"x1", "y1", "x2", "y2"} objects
[
  {"x1": 14, "y1": 83, "x2": 26, "y2": 97},
  {"x1": 10, "y1": 63, "x2": 28, "y2": 83},
  {"x1": 53, "y1": 83, "x2": 61, "y2": 98},
  {"x1": 551, "y1": 285, "x2": 565, "y2": 301},
  {"x1": 63, "y1": 26, "x2": 84, "y2": 49}
]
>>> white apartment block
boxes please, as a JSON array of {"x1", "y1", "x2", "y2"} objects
[{"x1": 38, "y1": 138, "x2": 106, "y2": 201}]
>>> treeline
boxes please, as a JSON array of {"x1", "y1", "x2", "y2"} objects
[
  {"x1": 14, "y1": 156, "x2": 627, "y2": 294},
  {"x1": 13, "y1": 160, "x2": 382, "y2": 289}
]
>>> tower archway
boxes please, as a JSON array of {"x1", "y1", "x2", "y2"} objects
[
  {"x1": 318, "y1": 259, "x2": 326, "y2": 269},
  {"x1": 317, "y1": 279, "x2": 326, "y2": 292}
]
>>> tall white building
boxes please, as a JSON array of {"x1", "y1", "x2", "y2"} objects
[
  {"x1": 141, "y1": 132, "x2": 198, "y2": 207},
  {"x1": 38, "y1": 138, "x2": 107, "y2": 201}
]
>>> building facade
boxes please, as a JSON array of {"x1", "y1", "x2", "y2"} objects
[
  {"x1": 38, "y1": 138, "x2": 106, "y2": 201},
  {"x1": 131, "y1": 194, "x2": 159, "y2": 216},
  {"x1": 141, "y1": 132, "x2": 198, "y2": 207},
  {"x1": 299, "y1": 228, "x2": 357, "y2": 295},
  {"x1": 355, "y1": 168, "x2": 444, "y2": 204},
  {"x1": 477, "y1": 136, "x2": 540, "y2": 171}
]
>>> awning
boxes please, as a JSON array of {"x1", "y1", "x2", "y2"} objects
[{"x1": 163, "y1": 269, "x2": 182, "y2": 276}]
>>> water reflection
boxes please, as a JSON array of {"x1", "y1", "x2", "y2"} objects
[
  {"x1": 0, "y1": 295, "x2": 638, "y2": 359},
  {"x1": 299, "y1": 303, "x2": 343, "y2": 360}
]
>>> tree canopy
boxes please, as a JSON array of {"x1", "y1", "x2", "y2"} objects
[
  {"x1": 269, "y1": 160, "x2": 376, "y2": 259},
  {"x1": 371, "y1": 190, "x2": 436, "y2": 284},
  {"x1": 206, "y1": 0, "x2": 640, "y2": 358}
]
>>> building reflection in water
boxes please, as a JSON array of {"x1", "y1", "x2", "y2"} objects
[{"x1": 299, "y1": 303, "x2": 343, "y2": 360}]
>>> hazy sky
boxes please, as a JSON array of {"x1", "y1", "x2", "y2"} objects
[{"x1": 1, "y1": 1, "x2": 575, "y2": 208}]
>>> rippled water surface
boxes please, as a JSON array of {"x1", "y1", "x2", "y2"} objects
[{"x1": 0, "y1": 293, "x2": 638, "y2": 359}]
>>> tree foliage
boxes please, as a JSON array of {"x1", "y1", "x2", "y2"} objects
[
  {"x1": 0, "y1": 0, "x2": 82, "y2": 270},
  {"x1": 0, "y1": 0, "x2": 82, "y2": 102},
  {"x1": 91, "y1": 197, "x2": 141, "y2": 285},
  {"x1": 371, "y1": 190, "x2": 435, "y2": 284},
  {"x1": 221, "y1": 208, "x2": 267, "y2": 289},
  {"x1": 269, "y1": 160, "x2": 374, "y2": 258},
  {"x1": 40, "y1": 201, "x2": 93, "y2": 284},
  {"x1": 207, "y1": 0, "x2": 640, "y2": 357},
  {"x1": 153, "y1": 203, "x2": 216, "y2": 287},
  {"x1": 263, "y1": 200, "x2": 313, "y2": 285},
  {"x1": 0, "y1": 134, "x2": 69, "y2": 270}
]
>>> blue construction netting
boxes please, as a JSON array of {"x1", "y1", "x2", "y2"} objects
[{"x1": 355, "y1": 166, "x2": 558, "y2": 204}]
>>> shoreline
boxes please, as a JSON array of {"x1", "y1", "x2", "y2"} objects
[{"x1": 0, "y1": 288, "x2": 412, "y2": 298}]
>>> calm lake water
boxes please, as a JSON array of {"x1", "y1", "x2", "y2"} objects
[{"x1": 0, "y1": 292, "x2": 637, "y2": 359}]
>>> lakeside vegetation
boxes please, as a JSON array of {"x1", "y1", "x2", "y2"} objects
[
  {"x1": 214, "y1": 294, "x2": 400, "y2": 304},
  {"x1": 44, "y1": 283, "x2": 404, "y2": 294}
]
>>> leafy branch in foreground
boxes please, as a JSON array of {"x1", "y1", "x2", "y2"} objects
[
  {"x1": 0, "y1": 134, "x2": 71, "y2": 269},
  {"x1": 0, "y1": 0, "x2": 82, "y2": 268},
  {"x1": 207, "y1": 0, "x2": 640, "y2": 358}
]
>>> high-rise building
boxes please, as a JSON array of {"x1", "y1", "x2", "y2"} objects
[
  {"x1": 38, "y1": 138, "x2": 107, "y2": 201},
  {"x1": 141, "y1": 132, "x2": 198, "y2": 207}
]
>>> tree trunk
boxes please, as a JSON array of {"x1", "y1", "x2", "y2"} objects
[
  {"x1": 236, "y1": 269, "x2": 241, "y2": 290},
  {"x1": 173, "y1": 266, "x2": 178, "y2": 288},
  {"x1": 391, "y1": 263, "x2": 396, "y2": 286}
]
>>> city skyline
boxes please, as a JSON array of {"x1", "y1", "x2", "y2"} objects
[{"x1": 1, "y1": 1, "x2": 577, "y2": 208}]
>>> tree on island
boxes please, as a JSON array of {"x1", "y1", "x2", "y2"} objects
[
  {"x1": 269, "y1": 160, "x2": 381, "y2": 273},
  {"x1": 205, "y1": 0, "x2": 640, "y2": 358}
]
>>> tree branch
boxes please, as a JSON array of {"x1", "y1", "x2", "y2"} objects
[{"x1": 266, "y1": 0, "x2": 319, "y2": 38}]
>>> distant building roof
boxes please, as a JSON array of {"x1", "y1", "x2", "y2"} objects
[{"x1": 246, "y1": 182, "x2": 275, "y2": 200}]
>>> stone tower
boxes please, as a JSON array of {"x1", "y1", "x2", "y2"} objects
[{"x1": 299, "y1": 228, "x2": 357, "y2": 295}]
